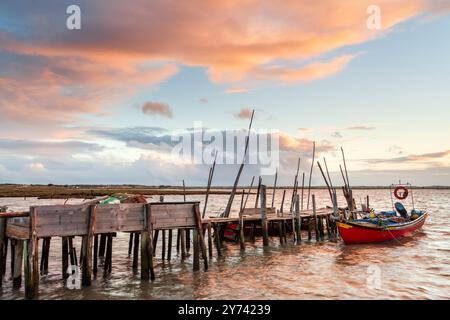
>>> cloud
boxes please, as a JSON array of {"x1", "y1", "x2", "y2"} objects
[
  {"x1": 365, "y1": 150, "x2": 450, "y2": 165},
  {"x1": 0, "y1": 139, "x2": 104, "y2": 156},
  {"x1": 224, "y1": 87, "x2": 249, "y2": 94},
  {"x1": 345, "y1": 125, "x2": 376, "y2": 131},
  {"x1": 331, "y1": 132, "x2": 343, "y2": 138},
  {"x1": 141, "y1": 102, "x2": 173, "y2": 118},
  {"x1": 234, "y1": 108, "x2": 254, "y2": 119}
]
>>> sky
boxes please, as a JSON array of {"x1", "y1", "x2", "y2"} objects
[{"x1": 0, "y1": 0, "x2": 449, "y2": 186}]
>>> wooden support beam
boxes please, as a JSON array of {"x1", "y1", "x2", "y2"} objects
[{"x1": 161, "y1": 230, "x2": 166, "y2": 260}]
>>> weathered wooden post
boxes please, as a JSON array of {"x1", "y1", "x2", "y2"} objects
[
  {"x1": 13, "y1": 240, "x2": 23, "y2": 288},
  {"x1": 141, "y1": 204, "x2": 155, "y2": 280},
  {"x1": 194, "y1": 204, "x2": 208, "y2": 271},
  {"x1": 260, "y1": 185, "x2": 269, "y2": 247},
  {"x1": 295, "y1": 194, "x2": 301, "y2": 243},
  {"x1": 62, "y1": 237, "x2": 69, "y2": 279},
  {"x1": 0, "y1": 215, "x2": 5, "y2": 286},
  {"x1": 193, "y1": 228, "x2": 200, "y2": 271},
  {"x1": 24, "y1": 207, "x2": 39, "y2": 299},
  {"x1": 128, "y1": 233, "x2": 134, "y2": 255},
  {"x1": 207, "y1": 223, "x2": 213, "y2": 258},
  {"x1": 180, "y1": 229, "x2": 186, "y2": 260},
  {"x1": 93, "y1": 235, "x2": 98, "y2": 276},
  {"x1": 167, "y1": 229, "x2": 173, "y2": 260},
  {"x1": 81, "y1": 205, "x2": 96, "y2": 286},
  {"x1": 133, "y1": 232, "x2": 140, "y2": 271},
  {"x1": 312, "y1": 195, "x2": 320, "y2": 242},
  {"x1": 239, "y1": 192, "x2": 246, "y2": 251}
]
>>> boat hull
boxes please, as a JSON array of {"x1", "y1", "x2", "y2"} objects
[{"x1": 337, "y1": 213, "x2": 427, "y2": 244}]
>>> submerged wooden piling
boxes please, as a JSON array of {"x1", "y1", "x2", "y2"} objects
[{"x1": 81, "y1": 205, "x2": 96, "y2": 286}]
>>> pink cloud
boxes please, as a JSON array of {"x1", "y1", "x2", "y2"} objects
[{"x1": 142, "y1": 102, "x2": 173, "y2": 118}]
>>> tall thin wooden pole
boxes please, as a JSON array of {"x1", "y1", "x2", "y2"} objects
[
  {"x1": 243, "y1": 176, "x2": 255, "y2": 210},
  {"x1": 202, "y1": 151, "x2": 218, "y2": 218},
  {"x1": 255, "y1": 176, "x2": 262, "y2": 208},
  {"x1": 324, "y1": 157, "x2": 333, "y2": 190},
  {"x1": 223, "y1": 109, "x2": 254, "y2": 218},
  {"x1": 341, "y1": 147, "x2": 350, "y2": 189},
  {"x1": 271, "y1": 168, "x2": 278, "y2": 208},
  {"x1": 260, "y1": 185, "x2": 269, "y2": 247},
  {"x1": 301, "y1": 172, "x2": 305, "y2": 211},
  {"x1": 182, "y1": 180, "x2": 186, "y2": 202},
  {"x1": 306, "y1": 142, "x2": 316, "y2": 210},
  {"x1": 317, "y1": 161, "x2": 333, "y2": 201}
]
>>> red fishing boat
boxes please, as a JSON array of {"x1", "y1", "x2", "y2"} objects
[{"x1": 337, "y1": 183, "x2": 428, "y2": 244}]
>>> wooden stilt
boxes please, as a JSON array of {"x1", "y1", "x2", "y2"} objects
[
  {"x1": 180, "y1": 229, "x2": 186, "y2": 260},
  {"x1": 278, "y1": 221, "x2": 284, "y2": 244},
  {"x1": 128, "y1": 233, "x2": 134, "y2": 255},
  {"x1": 10, "y1": 238, "x2": 15, "y2": 277},
  {"x1": 161, "y1": 230, "x2": 166, "y2": 260},
  {"x1": 0, "y1": 217, "x2": 5, "y2": 284},
  {"x1": 176, "y1": 229, "x2": 181, "y2": 252},
  {"x1": 185, "y1": 229, "x2": 191, "y2": 252},
  {"x1": 193, "y1": 205, "x2": 208, "y2": 271},
  {"x1": 312, "y1": 195, "x2": 320, "y2": 241},
  {"x1": 152, "y1": 229, "x2": 159, "y2": 255},
  {"x1": 307, "y1": 218, "x2": 312, "y2": 240},
  {"x1": 207, "y1": 223, "x2": 213, "y2": 258},
  {"x1": 93, "y1": 235, "x2": 98, "y2": 276},
  {"x1": 13, "y1": 240, "x2": 23, "y2": 288},
  {"x1": 98, "y1": 234, "x2": 106, "y2": 257},
  {"x1": 193, "y1": 229, "x2": 200, "y2": 271},
  {"x1": 25, "y1": 207, "x2": 39, "y2": 299},
  {"x1": 81, "y1": 205, "x2": 96, "y2": 286},
  {"x1": 212, "y1": 223, "x2": 221, "y2": 257},
  {"x1": 133, "y1": 232, "x2": 140, "y2": 271},
  {"x1": 141, "y1": 204, "x2": 155, "y2": 281},
  {"x1": 62, "y1": 237, "x2": 69, "y2": 280},
  {"x1": 167, "y1": 230, "x2": 172, "y2": 261},
  {"x1": 103, "y1": 234, "x2": 112, "y2": 275}
]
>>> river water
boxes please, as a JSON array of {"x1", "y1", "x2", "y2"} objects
[{"x1": 0, "y1": 189, "x2": 449, "y2": 300}]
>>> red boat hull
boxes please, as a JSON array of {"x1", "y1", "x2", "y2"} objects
[{"x1": 337, "y1": 213, "x2": 427, "y2": 244}]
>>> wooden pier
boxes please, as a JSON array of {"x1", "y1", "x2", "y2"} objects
[{"x1": 0, "y1": 187, "x2": 337, "y2": 299}]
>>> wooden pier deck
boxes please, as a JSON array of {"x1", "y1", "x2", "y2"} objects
[{"x1": 0, "y1": 193, "x2": 337, "y2": 299}]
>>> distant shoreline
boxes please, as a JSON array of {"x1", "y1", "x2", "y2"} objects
[{"x1": 0, "y1": 184, "x2": 449, "y2": 199}]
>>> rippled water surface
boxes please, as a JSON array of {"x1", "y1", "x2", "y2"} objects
[{"x1": 1, "y1": 189, "x2": 449, "y2": 300}]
